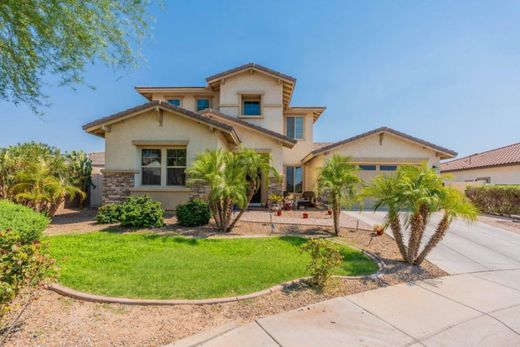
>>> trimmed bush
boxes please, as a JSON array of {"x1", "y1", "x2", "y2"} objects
[
  {"x1": 96, "y1": 204, "x2": 121, "y2": 224},
  {"x1": 466, "y1": 186, "x2": 520, "y2": 216},
  {"x1": 1, "y1": 228, "x2": 54, "y2": 329},
  {"x1": 301, "y1": 239, "x2": 343, "y2": 288},
  {"x1": 0, "y1": 200, "x2": 49, "y2": 243},
  {"x1": 176, "y1": 199, "x2": 211, "y2": 227},
  {"x1": 118, "y1": 195, "x2": 165, "y2": 228}
]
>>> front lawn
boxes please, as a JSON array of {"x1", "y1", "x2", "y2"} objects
[{"x1": 46, "y1": 233, "x2": 378, "y2": 299}]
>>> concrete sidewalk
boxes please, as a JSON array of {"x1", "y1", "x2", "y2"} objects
[{"x1": 170, "y1": 270, "x2": 520, "y2": 347}]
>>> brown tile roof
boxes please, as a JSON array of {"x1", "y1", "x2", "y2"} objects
[
  {"x1": 441, "y1": 142, "x2": 520, "y2": 172},
  {"x1": 200, "y1": 109, "x2": 297, "y2": 148},
  {"x1": 206, "y1": 63, "x2": 296, "y2": 83},
  {"x1": 88, "y1": 152, "x2": 104, "y2": 166},
  {"x1": 82, "y1": 101, "x2": 241, "y2": 145},
  {"x1": 304, "y1": 127, "x2": 457, "y2": 162},
  {"x1": 313, "y1": 142, "x2": 333, "y2": 150},
  {"x1": 83, "y1": 101, "x2": 232, "y2": 132}
]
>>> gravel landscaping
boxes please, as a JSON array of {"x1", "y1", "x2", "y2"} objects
[{"x1": 4, "y1": 209, "x2": 446, "y2": 347}]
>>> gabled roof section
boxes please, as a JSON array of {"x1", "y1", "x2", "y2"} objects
[
  {"x1": 303, "y1": 127, "x2": 457, "y2": 163},
  {"x1": 134, "y1": 86, "x2": 212, "y2": 101},
  {"x1": 441, "y1": 142, "x2": 520, "y2": 172},
  {"x1": 200, "y1": 109, "x2": 297, "y2": 148},
  {"x1": 82, "y1": 101, "x2": 241, "y2": 145},
  {"x1": 285, "y1": 106, "x2": 326, "y2": 123},
  {"x1": 206, "y1": 63, "x2": 296, "y2": 109}
]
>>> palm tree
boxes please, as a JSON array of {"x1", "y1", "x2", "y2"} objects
[
  {"x1": 318, "y1": 155, "x2": 361, "y2": 236},
  {"x1": 187, "y1": 148, "x2": 279, "y2": 233},
  {"x1": 12, "y1": 159, "x2": 85, "y2": 216},
  {"x1": 363, "y1": 174, "x2": 408, "y2": 260},
  {"x1": 365, "y1": 163, "x2": 477, "y2": 265},
  {"x1": 186, "y1": 149, "x2": 247, "y2": 232},
  {"x1": 227, "y1": 148, "x2": 279, "y2": 231}
]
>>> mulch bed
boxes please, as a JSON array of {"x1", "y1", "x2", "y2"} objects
[{"x1": 5, "y1": 210, "x2": 446, "y2": 347}]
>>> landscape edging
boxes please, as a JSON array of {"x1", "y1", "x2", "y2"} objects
[{"x1": 47, "y1": 249, "x2": 385, "y2": 306}]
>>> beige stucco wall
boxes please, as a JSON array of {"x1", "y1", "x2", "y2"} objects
[
  {"x1": 218, "y1": 72, "x2": 284, "y2": 133},
  {"x1": 282, "y1": 112, "x2": 315, "y2": 164},
  {"x1": 444, "y1": 165, "x2": 520, "y2": 185},
  {"x1": 304, "y1": 132, "x2": 442, "y2": 192},
  {"x1": 151, "y1": 93, "x2": 218, "y2": 113},
  {"x1": 104, "y1": 109, "x2": 229, "y2": 209}
]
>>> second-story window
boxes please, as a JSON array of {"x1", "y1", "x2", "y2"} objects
[
  {"x1": 286, "y1": 116, "x2": 304, "y2": 139},
  {"x1": 242, "y1": 95, "x2": 261, "y2": 116},
  {"x1": 196, "y1": 98, "x2": 210, "y2": 111},
  {"x1": 168, "y1": 99, "x2": 181, "y2": 106}
]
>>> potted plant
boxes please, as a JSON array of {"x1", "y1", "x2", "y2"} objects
[
  {"x1": 269, "y1": 194, "x2": 283, "y2": 216},
  {"x1": 373, "y1": 224, "x2": 385, "y2": 236}
]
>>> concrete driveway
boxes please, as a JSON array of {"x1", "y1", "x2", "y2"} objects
[
  {"x1": 344, "y1": 211, "x2": 520, "y2": 274},
  {"x1": 170, "y1": 213, "x2": 520, "y2": 347}
]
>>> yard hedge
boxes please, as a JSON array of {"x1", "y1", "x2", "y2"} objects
[
  {"x1": 96, "y1": 195, "x2": 165, "y2": 228},
  {"x1": 176, "y1": 198, "x2": 211, "y2": 227},
  {"x1": 0, "y1": 200, "x2": 50, "y2": 242},
  {"x1": 465, "y1": 186, "x2": 520, "y2": 216}
]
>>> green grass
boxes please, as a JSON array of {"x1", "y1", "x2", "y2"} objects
[{"x1": 46, "y1": 232, "x2": 378, "y2": 299}]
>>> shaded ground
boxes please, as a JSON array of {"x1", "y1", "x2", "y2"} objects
[
  {"x1": 44, "y1": 208, "x2": 371, "y2": 236},
  {"x1": 5, "y1": 209, "x2": 445, "y2": 347}
]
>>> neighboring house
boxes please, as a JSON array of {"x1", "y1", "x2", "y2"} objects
[
  {"x1": 441, "y1": 142, "x2": 520, "y2": 185},
  {"x1": 83, "y1": 63, "x2": 456, "y2": 209}
]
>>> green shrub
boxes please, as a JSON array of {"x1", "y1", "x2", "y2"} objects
[
  {"x1": 466, "y1": 186, "x2": 520, "y2": 216},
  {"x1": 0, "y1": 200, "x2": 49, "y2": 243},
  {"x1": 301, "y1": 239, "x2": 343, "y2": 288},
  {"x1": 176, "y1": 199, "x2": 211, "y2": 227},
  {"x1": 96, "y1": 204, "x2": 121, "y2": 224},
  {"x1": 1, "y1": 228, "x2": 54, "y2": 331},
  {"x1": 118, "y1": 195, "x2": 165, "y2": 228}
]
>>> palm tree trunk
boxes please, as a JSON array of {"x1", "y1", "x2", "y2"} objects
[
  {"x1": 407, "y1": 205, "x2": 428, "y2": 263},
  {"x1": 332, "y1": 197, "x2": 340, "y2": 236},
  {"x1": 389, "y1": 215, "x2": 408, "y2": 261},
  {"x1": 227, "y1": 182, "x2": 257, "y2": 233},
  {"x1": 415, "y1": 212, "x2": 450, "y2": 265}
]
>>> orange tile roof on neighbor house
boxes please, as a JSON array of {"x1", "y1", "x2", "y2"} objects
[{"x1": 441, "y1": 142, "x2": 520, "y2": 172}]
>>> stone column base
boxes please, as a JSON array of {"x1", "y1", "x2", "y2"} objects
[{"x1": 102, "y1": 171, "x2": 135, "y2": 205}]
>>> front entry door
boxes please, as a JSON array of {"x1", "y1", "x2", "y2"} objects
[{"x1": 251, "y1": 184, "x2": 262, "y2": 204}]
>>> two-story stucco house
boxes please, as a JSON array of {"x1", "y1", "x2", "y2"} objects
[{"x1": 83, "y1": 63, "x2": 457, "y2": 209}]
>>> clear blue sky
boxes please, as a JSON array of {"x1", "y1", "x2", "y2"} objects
[{"x1": 1, "y1": 0, "x2": 519, "y2": 159}]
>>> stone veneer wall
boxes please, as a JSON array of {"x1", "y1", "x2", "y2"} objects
[
  {"x1": 102, "y1": 171, "x2": 135, "y2": 204},
  {"x1": 268, "y1": 177, "x2": 283, "y2": 196},
  {"x1": 188, "y1": 180, "x2": 210, "y2": 200}
]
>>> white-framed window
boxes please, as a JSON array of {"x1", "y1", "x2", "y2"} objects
[
  {"x1": 167, "y1": 99, "x2": 181, "y2": 106},
  {"x1": 196, "y1": 98, "x2": 211, "y2": 111},
  {"x1": 241, "y1": 95, "x2": 261, "y2": 116},
  {"x1": 358, "y1": 164, "x2": 377, "y2": 171},
  {"x1": 285, "y1": 166, "x2": 303, "y2": 193},
  {"x1": 380, "y1": 165, "x2": 398, "y2": 171},
  {"x1": 166, "y1": 148, "x2": 187, "y2": 185},
  {"x1": 286, "y1": 116, "x2": 304, "y2": 139},
  {"x1": 141, "y1": 148, "x2": 187, "y2": 186}
]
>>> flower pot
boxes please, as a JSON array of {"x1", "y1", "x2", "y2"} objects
[
  {"x1": 373, "y1": 224, "x2": 384, "y2": 236},
  {"x1": 276, "y1": 210, "x2": 282, "y2": 216},
  {"x1": 327, "y1": 210, "x2": 332, "y2": 215},
  {"x1": 303, "y1": 213, "x2": 309, "y2": 219}
]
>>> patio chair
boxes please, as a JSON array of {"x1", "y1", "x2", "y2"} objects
[{"x1": 296, "y1": 191, "x2": 316, "y2": 210}]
